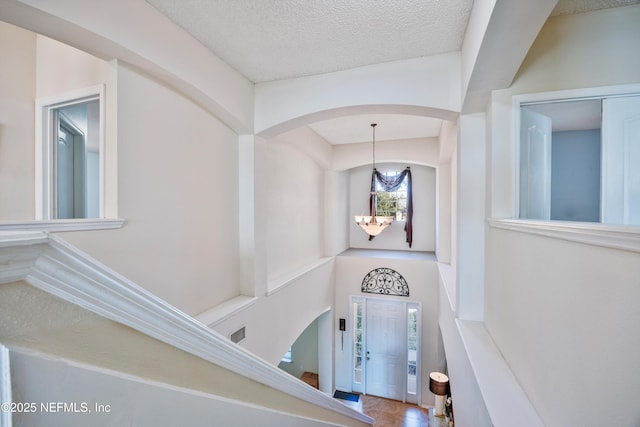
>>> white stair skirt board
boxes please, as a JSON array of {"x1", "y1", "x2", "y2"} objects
[{"x1": 9, "y1": 348, "x2": 346, "y2": 427}]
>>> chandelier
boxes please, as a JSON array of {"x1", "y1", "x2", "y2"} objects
[{"x1": 355, "y1": 123, "x2": 394, "y2": 237}]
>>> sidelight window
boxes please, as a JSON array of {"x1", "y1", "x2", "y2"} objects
[
  {"x1": 353, "y1": 300, "x2": 364, "y2": 385},
  {"x1": 407, "y1": 306, "x2": 418, "y2": 396}
]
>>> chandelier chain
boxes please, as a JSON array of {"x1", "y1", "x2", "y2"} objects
[{"x1": 371, "y1": 123, "x2": 377, "y2": 169}]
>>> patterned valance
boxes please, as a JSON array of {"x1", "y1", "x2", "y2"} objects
[{"x1": 361, "y1": 268, "x2": 409, "y2": 297}]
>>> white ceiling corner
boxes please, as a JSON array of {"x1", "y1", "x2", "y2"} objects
[{"x1": 145, "y1": 0, "x2": 638, "y2": 144}]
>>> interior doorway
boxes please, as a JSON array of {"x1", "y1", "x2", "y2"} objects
[
  {"x1": 56, "y1": 115, "x2": 87, "y2": 219},
  {"x1": 351, "y1": 296, "x2": 421, "y2": 404}
]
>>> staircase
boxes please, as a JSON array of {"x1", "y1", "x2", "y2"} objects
[{"x1": 0, "y1": 231, "x2": 373, "y2": 427}]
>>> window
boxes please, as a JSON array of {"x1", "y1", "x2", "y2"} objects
[
  {"x1": 36, "y1": 85, "x2": 104, "y2": 220},
  {"x1": 517, "y1": 88, "x2": 640, "y2": 225},
  {"x1": 353, "y1": 300, "x2": 363, "y2": 385},
  {"x1": 407, "y1": 307, "x2": 418, "y2": 396},
  {"x1": 376, "y1": 170, "x2": 408, "y2": 220}
]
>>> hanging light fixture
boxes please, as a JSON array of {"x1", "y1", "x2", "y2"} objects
[{"x1": 354, "y1": 123, "x2": 394, "y2": 237}]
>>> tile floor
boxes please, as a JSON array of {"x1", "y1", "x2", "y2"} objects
[{"x1": 341, "y1": 394, "x2": 449, "y2": 427}]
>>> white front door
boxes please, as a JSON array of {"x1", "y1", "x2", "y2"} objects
[{"x1": 364, "y1": 299, "x2": 405, "y2": 401}]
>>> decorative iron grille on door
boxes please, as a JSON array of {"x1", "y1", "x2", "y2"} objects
[{"x1": 361, "y1": 268, "x2": 409, "y2": 297}]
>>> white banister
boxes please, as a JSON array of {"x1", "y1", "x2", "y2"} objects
[
  {"x1": 0, "y1": 231, "x2": 373, "y2": 426},
  {"x1": 0, "y1": 343, "x2": 11, "y2": 427}
]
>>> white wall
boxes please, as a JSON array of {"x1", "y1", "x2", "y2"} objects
[
  {"x1": 61, "y1": 63, "x2": 241, "y2": 316},
  {"x1": 333, "y1": 137, "x2": 440, "y2": 171},
  {"x1": 324, "y1": 169, "x2": 351, "y2": 257},
  {"x1": 0, "y1": 28, "x2": 242, "y2": 316},
  {"x1": 35, "y1": 35, "x2": 113, "y2": 99},
  {"x1": 267, "y1": 127, "x2": 331, "y2": 281},
  {"x1": 514, "y1": 6, "x2": 640, "y2": 94},
  {"x1": 486, "y1": 6, "x2": 640, "y2": 426},
  {"x1": 211, "y1": 261, "x2": 334, "y2": 367},
  {"x1": 0, "y1": 22, "x2": 36, "y2": 220},
  {"x1": 334, "y1": 254, "x2": 440, "y2": 407},
  {"x1": 486, "y1": 229, "x2": 640, "y2": 426}
]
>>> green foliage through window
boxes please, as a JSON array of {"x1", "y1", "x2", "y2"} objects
[{"x1": 376, "y1": 171, "x2": 408, "y2": 220}]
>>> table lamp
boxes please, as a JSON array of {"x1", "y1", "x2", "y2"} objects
[{"x1": 429, "y1": 372, "x2": 449, "y2": 417}]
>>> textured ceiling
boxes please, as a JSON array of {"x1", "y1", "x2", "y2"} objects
[
  {"x1": 552, "y1": 0, "x2": 639, "y2": 15},
  {"x1": 146, "y1": 0, "x2": 639, "y2": 144},
  {"x1": 147, "y1": 0, "x2": 474, "y2": 83}
]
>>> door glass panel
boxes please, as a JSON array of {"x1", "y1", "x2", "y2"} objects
[
  {"x1": 407, "y1": 307, "x2": 418, "y2": 395},
  {"x1": 353, "y1": 301, "x2": 363, "y2": 385}
]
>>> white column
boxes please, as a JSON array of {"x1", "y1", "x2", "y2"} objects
[
  {"x1": 436, "y1": 162, "x2": 452, "y2": 264},
  {"x1": 456, "y1": 113, "x2": 486, "y2": 321},
  {"x1": 238, "y1": 134, "x2": 268, "y2": 297}
]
